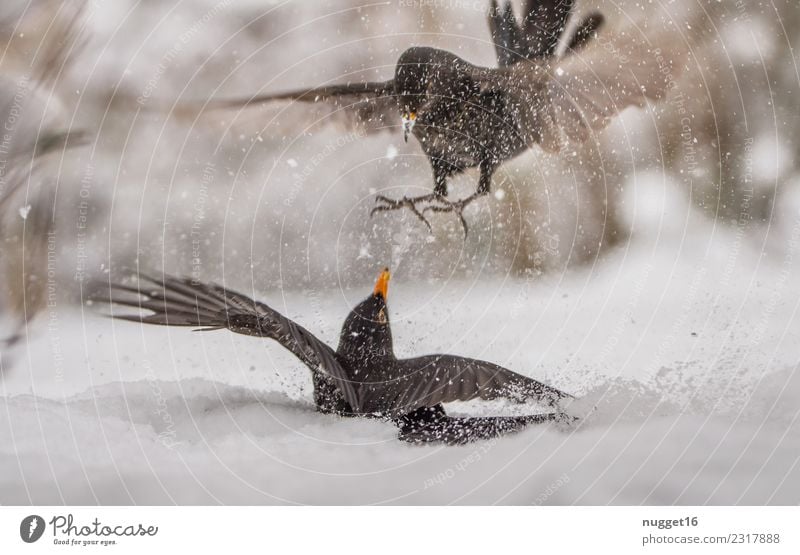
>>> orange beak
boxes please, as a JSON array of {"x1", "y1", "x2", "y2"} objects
[{"x1": 373, "y1": 268, "x2": 390, "y2": 299}]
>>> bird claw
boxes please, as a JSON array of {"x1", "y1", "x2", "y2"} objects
[
  {"x1": 370, "y1": 194, "x2": 437, "y2": 231},
  {"x1": 421, "y1": 193, "x2": 487, "y2": 238},
  {"x1": 370, "y1": 192, "x2": 486, "y2": 238}
]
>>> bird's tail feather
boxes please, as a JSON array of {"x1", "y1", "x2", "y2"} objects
[{"x1": 397, "y1": 410, "x2": 565, "y2": 445}]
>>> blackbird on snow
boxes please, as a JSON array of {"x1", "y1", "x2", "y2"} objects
[
  {"x1": 91, "y1": 268, "x2": 573, "y2": 444},
  {"x1": 204, "y1": 0, "x2": 702, "y2": 235}
]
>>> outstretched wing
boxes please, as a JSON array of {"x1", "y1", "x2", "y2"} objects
[
  {"x1": 358, "y1": 354, "x2": 571, "y2": 415},
  {"x1": 533, "y1": 2, "x2": 708, "y2": 152},
  {"x1": 565, "y1": 12, "x2": 604, "y2": 54},
  {"x1": 190, "y1": 80, "x2": 399, "y2": 135},
  {"x1": 90, "y1": 273, "x2": 362, "y2": 411},
  {"x1": 488, "y1": 0, "x2": 577, "y2": 66}
]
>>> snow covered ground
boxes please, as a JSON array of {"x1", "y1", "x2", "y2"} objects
[{"x1": 2, "y1": 183, "x2": 799, "y2": 505}]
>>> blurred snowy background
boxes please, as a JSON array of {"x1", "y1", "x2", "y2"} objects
[
  {"x1": 0, "y1": 0, "x2": 799, "y2": 504},
  {"x1": 2, "y1": 0, "x2": 799, "y2": 294}
]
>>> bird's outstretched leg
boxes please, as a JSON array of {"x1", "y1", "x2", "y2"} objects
[
  {"x1": 370, "y1": 193, "x2": 441, "y2": 230},
  {"x1": 369, "y1": 158, "x2": 455, "y2": 230},
  {"x1": 422, "y1": 190, "x2": 489, "y2": 238},
  {"x1": 422, "y1": 162, "x2": 494, "y2": 237}
]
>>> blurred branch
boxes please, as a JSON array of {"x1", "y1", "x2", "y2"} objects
[{"x1": 0, "y1": 0, "x2": 88, "y2": 355}]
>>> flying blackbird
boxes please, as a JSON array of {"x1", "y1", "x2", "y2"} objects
[
  {"x1": 204, "y1": 0, "x2": 701, "y2": 235},
  {"x1": 91, "y1": 268, "x2": 572, "y2": 444}
]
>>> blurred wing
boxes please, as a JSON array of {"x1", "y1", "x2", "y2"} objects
[
  {"x1": 360, "y1": 354, "x2": 571, "y2": 415},
  {"x1": 190, "y1": 80, "x2": 398, "y2": 135},
  {"x1": 90, "y1": 274, "x2": 362, "y2": 411},
  {"x1": 534, "y1": 3, "x2": 706, "y2": 152},
  {"x1": 488, "y1": 0, "x2": 576, "y2": 66},
  {"x1": 565, "y1": 13, "x2": 605, "y2": 53}
]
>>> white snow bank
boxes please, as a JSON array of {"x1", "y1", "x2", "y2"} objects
[
  {"x1": 2, "y1": 201, "x2": 800, "y2": 504},
  {"x1": 1, "y1": 368, "x2": 797, "y2": 505}
]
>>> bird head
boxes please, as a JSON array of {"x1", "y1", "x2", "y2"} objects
[
  {"x1": 395, "y1": 47, "x2": 437, "y2": 142},
  {"x1": 337, "y1": 268, "x2": 394, "y2": 362},
  {"x1": 395, "y1": 46, "x2": 475, "y2": 143},
  {"x1": 401, "y1": 111, "x2": 416, "y2": 143}
]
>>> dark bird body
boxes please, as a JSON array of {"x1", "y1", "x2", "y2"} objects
[
  {"x1": 396, "y1": 47, "x2": 531, "y2": 198},
  {"x1": 92, "y1": 269, "x2": 572, "y2": 444},
  {"x1": 205, "y1": 0, "x2": 702, "y2": 234}
]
